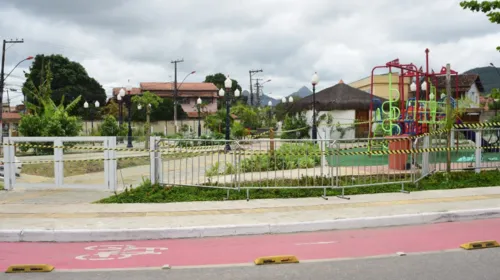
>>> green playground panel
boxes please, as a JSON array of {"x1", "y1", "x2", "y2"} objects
[{"x1": 326, "y1": 148, "x2": 500, "y2": 167}]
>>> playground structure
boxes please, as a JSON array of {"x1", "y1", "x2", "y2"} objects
[
  {"x1": 365, "y1": 48, "x2": 499, "y2": 161},
  {"x1": 369, "y1": 49, "x2": 461, "y2": 139}
]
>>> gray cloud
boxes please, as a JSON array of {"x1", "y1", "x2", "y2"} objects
[{"x1": 1, "y1": 0, "x2": 499, "y2": 104}]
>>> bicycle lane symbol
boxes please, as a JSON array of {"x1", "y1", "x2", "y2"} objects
[{"x1": 75, "y1": 245, "x2": 168, "y2": 261}]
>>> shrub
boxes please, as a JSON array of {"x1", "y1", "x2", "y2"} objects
[{"x1": 99, "y1": 115, "x2": 120, "y2": 136}]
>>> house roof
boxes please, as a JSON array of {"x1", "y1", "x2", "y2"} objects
[
  {"x1": 111, "y1": 87, "x2": 141, "y2": 96},
  {"x1": 140, "y1": 82, "x2": 218, "y2": 92},
  {"x1": 291, "y1": 81, "x2": 388, "y2": 112},
  {"x1": 432, "y1": 74, "x2": 484, "y2": 94}
]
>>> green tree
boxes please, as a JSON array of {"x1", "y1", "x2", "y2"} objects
[
  {"x1": 230, "y1": 104, "x2": 260, "y2": 129},
  {"x1": 281, "y1": 112, "x2": 310, "y2": 139},
  {"x1": 22, "y1": 54, "x2": 106, "y2": 117},
  {"x1": 19, "y1": 62, "x2": 83, "y2": 152},
  {"x1": 274, "y1": 96, "x2": 301, "y2": 121},
  {"x1": 205, "y1": 109, "x2": 234, "y2": 135},
  {"x1": 148, "y1": 98, "x2": 186, "y2": 121},
  {"x1": 204, "y1": 73, "x2": 243, "y2": 109},
  {"x1": 460, "y1": 1, "x2": 500, "y2": 51},
  {"x1": 99, "y1": 115, "x2": 123, "y2": 136},
  {"x1": 132, "y1": 91, "x2": 163, "y2": 148}
]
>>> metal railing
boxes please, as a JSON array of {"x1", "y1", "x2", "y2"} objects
[{"x1": 154, "y1": 127, "x2": 500, "y2": 200}]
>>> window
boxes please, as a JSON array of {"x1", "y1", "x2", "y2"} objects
[
  {"x1": 201, "y1": 97, "x2": 213, "y2": 104},
  {"x1": 180, "y1": 98, "x2": 191, "y2": 104}
]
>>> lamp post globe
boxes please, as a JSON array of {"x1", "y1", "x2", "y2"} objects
[
  {"x1": 197, "y1": 97, "x2": 202, "y2": 105},
  {"x1": 118, "y1": 88, "x2": 125, "y2": 97},
  {"x1": 268, "y1": 100, "x2": 272, "y2": 107},
  {"x1": 288, "y1": 96, "x2": 294, "y2": 103},
  {"x1": 218, "y1": 88, "x2": 225, "y2": 97},
  {"x1": 224, "y1": 76, "x2": 232, "y2": 89},
  {"x1": 282, "y1": 97, "x2": 287, "y2": 103},
  {"x1": 83, "y1": 101, "x2": 89, "y2": 108},
  {"x1": 137, "y1": 104, "x2": 142, "y2": 110},
  {"x1": 234, "y1": 89, "x2": 240, "y2": 97},
  {"x1": 94, "y1": 101, "x2": 100, "y2": 108},
  {"x1": 311, "y1": 72, "x2": 319, "y2": 85}
]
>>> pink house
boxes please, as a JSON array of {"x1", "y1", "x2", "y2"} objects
[{"x1": 113, "y1": 82, "x2": 219, "y2": 118}]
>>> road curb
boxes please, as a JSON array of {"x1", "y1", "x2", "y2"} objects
[{"x1": 2, "y1": 208, "x2": 500, "y2": 242}]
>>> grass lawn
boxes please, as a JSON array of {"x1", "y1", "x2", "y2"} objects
[
  {"x1": 22, "y1": 156, "x2": 151, "y2": 177},
  {"x1": 97, "y1": 170, "x2": 500, "y2": 203}
]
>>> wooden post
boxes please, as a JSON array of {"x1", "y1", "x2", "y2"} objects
[{"x1": 445, "y1": 63, "x2": 452, "y2": 173}]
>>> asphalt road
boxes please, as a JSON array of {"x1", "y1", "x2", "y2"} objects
[{"x1": 2, "y1": 249, "x2": 499, "y2": 280}]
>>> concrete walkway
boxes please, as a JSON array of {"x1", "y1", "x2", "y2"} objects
[{"x1": 1, "y1": 186, "x2": 500, "y2": 241}]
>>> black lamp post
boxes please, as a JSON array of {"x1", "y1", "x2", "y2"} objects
[
  {"x1": 218, "y1": 76, "x2": 241, "y2": 152},
  {"x1": 83, "y1": 100, "x2": 100, "y2": 134},
  {"x1": 311, "y1": 72, "x2": 319, "y2": 140},
  {"x1": 125, "y1": 84, "x2": 133, "y2": 148},
  {"x1": 196, "y1": 97, "x2": 202, "y2": 138},
  {"x1": 117, "y1": 88, "x2": 125, "y2": 126}
]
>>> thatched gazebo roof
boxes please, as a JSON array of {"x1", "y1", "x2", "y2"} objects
[{"x1": 290, "y1": 80, "x2": 388, "y2": 113}]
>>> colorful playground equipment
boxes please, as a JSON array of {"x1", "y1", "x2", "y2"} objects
[
  {"x1": 368, "y1": 49, "x2": 499, "y2": 158},
  {"x1": 366, "y1": 49, "x2": 500, "y2": 163}
]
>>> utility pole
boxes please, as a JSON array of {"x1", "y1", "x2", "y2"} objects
[
  {"x1": 171, "y1": 58, "x2": 184, "y2": 133},
  {"x1": 249, "y1": 69, "x2": 262, "y2": 106},
  {"x1": 0, "y1": 38, "x2": 24, "y2": 138},
  {"x1": 445, "y1": 63, "x2": 452, "y2": 173},
  {"x1": 254, "y1": 78, "x2": 262, "y2": 107}
]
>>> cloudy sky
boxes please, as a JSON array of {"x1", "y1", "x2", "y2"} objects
[{"x1": 1, "y1": 0, "x2": 498, "y2": 105}]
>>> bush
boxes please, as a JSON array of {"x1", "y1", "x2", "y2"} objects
[
  {"x1": 18, "y1": 111, "x2": 82, "y2": 153},
  {"x1": 96, "y1": 170, "x2": 500, "y2": 203},
  {"x1": 99, "y1": 115, "x2": 120, "y2": 136},
  {"x1": 208, "y1": 142, "x2": 322, "y2": 175},
  {"x1": 231, "y1": 121, "x2": 247, "y2": 139},
  {"x1": 281, "y1": 112, "x2": 310, "y2": 139}
]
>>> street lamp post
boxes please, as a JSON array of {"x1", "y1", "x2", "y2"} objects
[
  {"x1": 83, "y1": 100, "x2": 100, "y2": 134},
  {"x1": 0, "y1": 56, "x2": 33, "y2": 138},
  {"x1": 267, "y1": 100, "x2": 273, "y2": 124},
  {"x1": 125, "y1": 83, "x2": 133, "y2": 148},
  {"x1": 117, "y1": 88, "x2": 126, "y2": 126},
  {"x1": 311, "y1": 72, "x2": 319, "y2": 140},
  {"x1": 490, "y1": 63, "x2": 500, "y2": 78},
  {"x1": 196, "y1": 97, "x2": 202, "y2": 138},
  {"x1": 218, "y1": 76, "x2": 240, "y2": 151}
]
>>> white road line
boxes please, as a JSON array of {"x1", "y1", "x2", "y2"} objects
[{"x1": 295, "y1": 241, "x2": 338, "y2": 246}]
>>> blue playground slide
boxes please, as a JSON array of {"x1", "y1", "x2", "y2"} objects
[{"x1": 456, "y1": 119, "x2": 499, "y2": 153}]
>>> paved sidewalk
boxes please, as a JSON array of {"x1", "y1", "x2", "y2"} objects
[{"x1": 0, "y1": 187, "x2": 500, "y2": 234}]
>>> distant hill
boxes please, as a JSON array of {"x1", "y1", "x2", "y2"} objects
[
  {"x1": 241, "y1": 86, "x2": 311, "y2": 107},
  {"x1": 287, "y1": 86, "x2": 312, "y2": 98},
  {"x1": 463, "y1": 66, "x2": 500, "y2": 94},
  {"x1": 241, "y1": 90, "x2": 278, "y2": 106}
]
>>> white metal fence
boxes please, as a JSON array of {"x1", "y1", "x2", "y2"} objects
[{"x1": 3, "y1": 128, "x2": 499, "y2": 198}]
